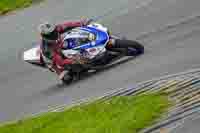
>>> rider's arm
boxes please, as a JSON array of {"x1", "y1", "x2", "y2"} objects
[
  {"x1": 51, "y1": 50, "x2": 75, "y2": 72},
  {"x1": 57, "y1": 19, "x2": 91, "y2": 33},
  {"x1": 56, "y1": 21, "x2": 83, "y2": 34}
]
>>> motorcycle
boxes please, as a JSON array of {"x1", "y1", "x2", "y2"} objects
[{"x1": 23, "y1": 22, "x2": 144, "y2": 84}]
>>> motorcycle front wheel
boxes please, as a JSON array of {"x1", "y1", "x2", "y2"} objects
[{"x1": 108, "y1": 39, "x2": 144, "y2": 56}]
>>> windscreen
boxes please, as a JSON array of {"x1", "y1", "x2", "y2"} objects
[{"x1": 63, "y1": 29, "x2": 95, "y2": 49}]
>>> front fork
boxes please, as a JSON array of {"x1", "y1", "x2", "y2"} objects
[{"x1": 106, "y1": 37, "x2": 127, "y2": 55}]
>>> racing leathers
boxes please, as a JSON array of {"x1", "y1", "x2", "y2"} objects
[{"x1": 40, "y1": 19, "x2": 90, "y2": 78}]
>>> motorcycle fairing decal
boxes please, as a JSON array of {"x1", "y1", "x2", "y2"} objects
[
  {"x1": 87, "y1": 23, "x2": 108, "y2": 32},
  {"x1": 61, "y1": 49, "x2": 80, "y2": 59},
  {"x1": 66, "y1": 38, "x2": 78, "y2": 49},
  {"x1": 83, "y1": 45, "x2": 106, "y2": 59}
]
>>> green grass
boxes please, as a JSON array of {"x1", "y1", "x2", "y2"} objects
[
  {"x1": 0, "y1": 0, "x2": 42, "y2": 15},
  {"x1": 0, "y1": 92, "x2": 171, "y2": 133}
]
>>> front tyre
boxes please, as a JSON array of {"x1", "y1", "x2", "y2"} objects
[{"x1": 113, "y1": 39, "x2": 144, "y2": 56}]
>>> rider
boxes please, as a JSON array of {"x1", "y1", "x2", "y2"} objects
[{"x1": 38, "y1": 18, "x2": 91, "y2": 79}]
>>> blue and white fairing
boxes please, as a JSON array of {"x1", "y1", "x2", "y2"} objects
[
  {"x1": 23, "y1": 23, "x2": 110, "y2": 66},
  {"x1": 62, "y1": 23, "x2": 110, "y2": 59}
]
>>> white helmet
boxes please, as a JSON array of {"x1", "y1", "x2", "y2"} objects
[{"x1": 38, "y1": 22, "x2": 58, "y2": 41}]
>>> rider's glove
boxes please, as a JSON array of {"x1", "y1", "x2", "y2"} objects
[{"x1": 81, "y1": 17, "x2": 93, "y2": 26}]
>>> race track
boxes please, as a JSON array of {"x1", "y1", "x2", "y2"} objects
[{"x1": 0, "y1": 0, "x2": 200, "y2": 132}]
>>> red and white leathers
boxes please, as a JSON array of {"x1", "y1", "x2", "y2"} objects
[{"x1": 39, "y1": 19, "x2": 89, "y2": 77}]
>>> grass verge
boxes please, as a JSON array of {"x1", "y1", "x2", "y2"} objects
[
  {"x1": 0, "y1": 92, "x2": 171, "y2": 133},
  {"x1": 0, "y1": 0, "x2": 43, "y2": 15}
]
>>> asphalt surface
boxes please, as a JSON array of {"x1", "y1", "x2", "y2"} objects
[
  {"x1": 0, "y1": 0, "x2": 200, "y2": 132},
  {"x1": 171, "y1": 113, "x2": 200, "y2": 133}
]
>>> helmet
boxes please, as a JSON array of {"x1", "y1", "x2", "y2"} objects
[{"x1": 38, "y1": 22, "x2": 58, "y2": 42}]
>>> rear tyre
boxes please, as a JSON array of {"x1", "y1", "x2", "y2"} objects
[{"x1": 114, "y1": 39, "x2": 144, "y2": 55}]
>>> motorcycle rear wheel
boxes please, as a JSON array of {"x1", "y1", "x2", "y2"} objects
[{"x1": 62, "y1": 72, "x2": 73, "y2": 84}]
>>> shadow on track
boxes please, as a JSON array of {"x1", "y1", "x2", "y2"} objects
[
  {"x1": 41, "y1": 56, "x2": 137, "y2": 96},
  {"x1": 20, "y1": 54, "x2": 144, "y2": 107}
]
